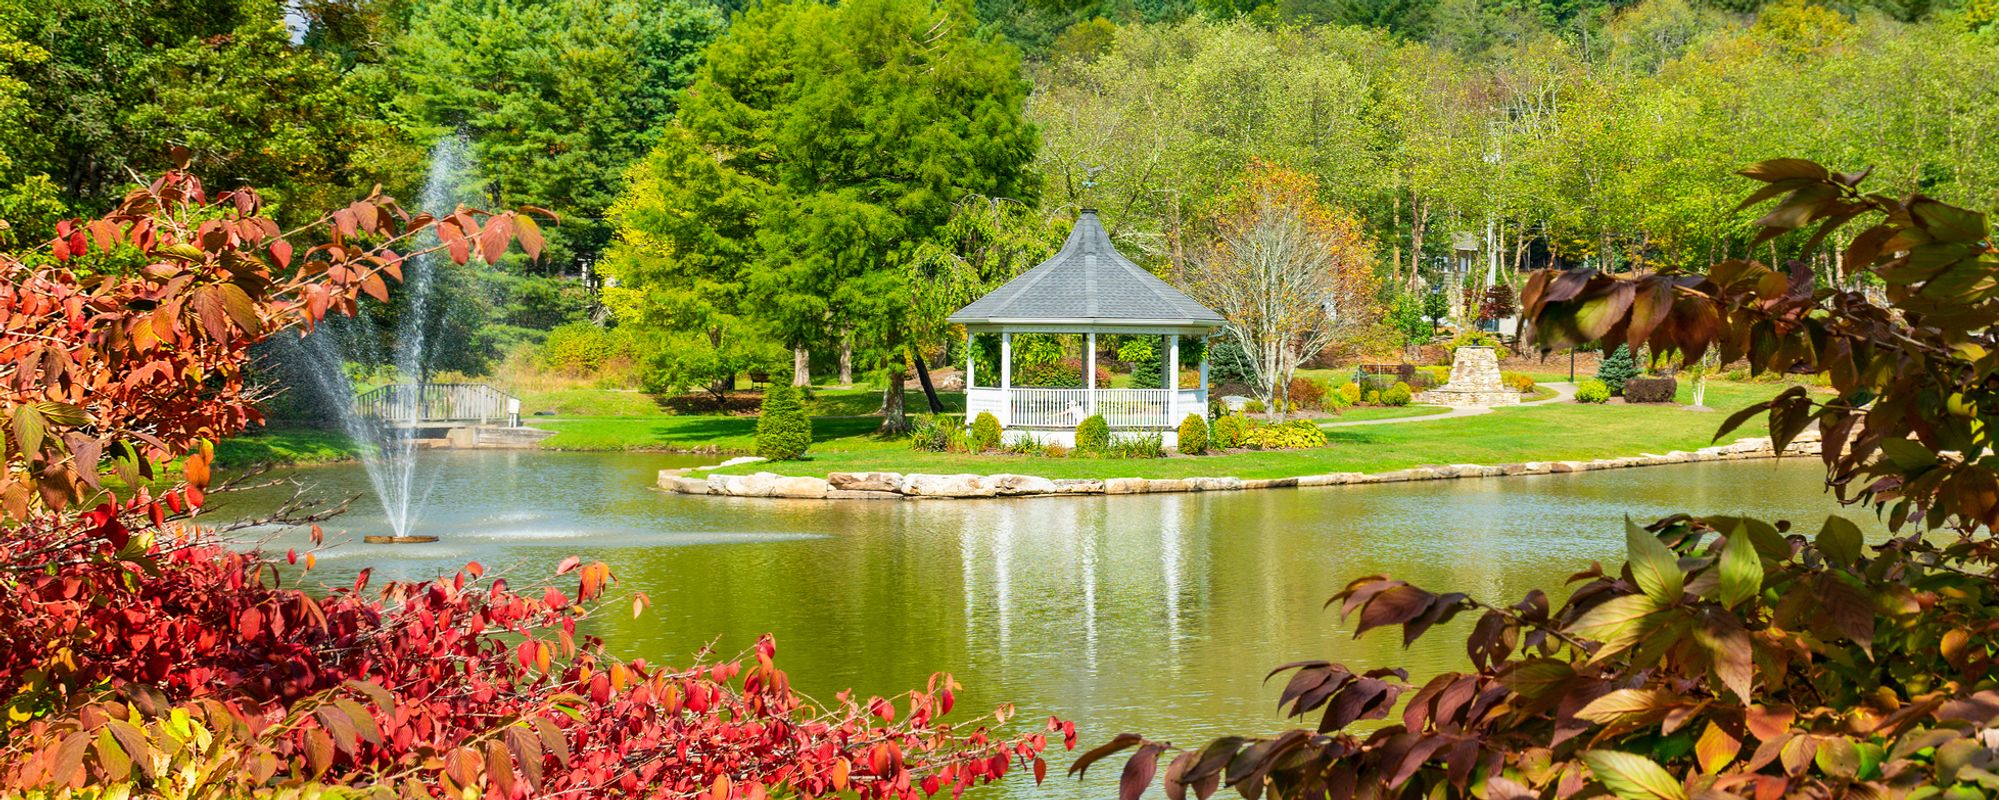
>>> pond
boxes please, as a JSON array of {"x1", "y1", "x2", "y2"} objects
[{"x1": 216, "y1": 451, "x2": 1864, "y2": 799}]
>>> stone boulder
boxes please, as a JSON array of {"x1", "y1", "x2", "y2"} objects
[{"x1": 829, "y1": 472, "x2": 903, "y2": 493}]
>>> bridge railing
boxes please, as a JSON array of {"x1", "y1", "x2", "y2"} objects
[{"x1": 354, "y1": 383, "x2": 518, "y2": 426}]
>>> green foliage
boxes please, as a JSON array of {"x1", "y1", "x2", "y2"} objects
[
  {"x1": 1105, "y1": 432, "x2": 1166, "y2": 458},
  {"x1": 1420, "y1": 291, "x2": 1450, "y2": 326},
  {"x1": 1386, "y1": 294, "x2": 1431, "y2": 346},
  {"x1": 1074, "y1": 414, "x2": 1110, "y2": 454},
  {"x1": 753, "y1": 383, "x2": 812, "y2": 460},
  {"x1": 908, "y1": 414, "x2": 970, "y2": 452},
  {"x1": 393, "y1": 0, "x2": 723, "y2": 266},
  {"x1": 1243, "y1": 399, "x2": 1266, "y2": 414},
  {"x1": 639, "y1": 323, "x2": 787, "y2": 405},
  {"x1": 971, "y1": 411, "x2": 1003, "y2": 452},
  {"x1": 1239, "y1": 419, "x2": 1327, "y2": 449},
  {"x1": 1446, "y1": 329, "x2": 1503, "y2": 353},
  {"x1": 1576, "y1": 377, "x2": 1611, "y2": 403},
  {"x1": 540, "y1": 323, "x2": 633, "y2": 375},
  {"x1": 1335, "y1": 381, "x2": 1362, "y2": 407},
  {"x1": 1013, "y1": 334, "x2": 1067, "y2": 370},
  {"x1": 1118, "y1": 336, "x2": 1164, "y2": 389},
  {"x1": 1382, "y1": 381, "x2": 1412, "y2": 406},
  {"x1": 1210, "y1": 413, "x2": 1248, "y2": 449},
  {"x1": 1596, "y1": 344, "x2": 1640, "y2": 394},
  {"x1": 1176, "y1": 414, "x2": 1209, "y2": 454}
]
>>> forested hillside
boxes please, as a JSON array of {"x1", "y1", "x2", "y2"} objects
[{"x1": 1, "y1": 0, "x2": 1993, "y2": 393}]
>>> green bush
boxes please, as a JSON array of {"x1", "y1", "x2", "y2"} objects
[
  {"x1": 970, "y1": 411, "x2": 1003, "y2": 451},
  {"x1": 1240, "y1": 419, "x2": 1328, "y2": 450},
  {"x1": 908, "y1": 414, "x2": 967, "y2": 452},
  {"x1": 1118, "y1": 336, "x2": 1163, "y2": 389},
  {"x1": 1335, "y1": 382, "x2": 1362, "y2": 407},
  {"x1": 1107, "y1": 432, "x2": 1166, "y2": 459},
  {"x1": 1596, "y1": 344, "x2": 1639, "y2": 394},
  {"x1": 1211, "y1": 413, "x2": 1247, "y2": 449},
  {"x1": 1445, "y1": 329, "x2": 1502, "y2": 353},
  {"x1": 1075, "y1": 414, "x2": 1110, "y2": 453},
  {"x1": 1383, "y1": 381, "x2": 1412, "y2": 406},
  {"x1": 1244, "y1": 399, "x2": 1266, "y2": 414},
  {"x1": 1177, "y1": 414, "x2": 1209, "y2": 455},
  {"x1": 540, "y1": 322, "x2": 632, "y2": 375},
  {"x1": 754, "y1": 383, "x2": 813, "y2": 460},
  {"x1": 1575, "y1": 378, "x2": 1611, "y2": 403}
]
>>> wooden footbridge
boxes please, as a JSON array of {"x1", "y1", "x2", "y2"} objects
[{"x1": 354, "y1": 383, "x2": 521, "y2": 428}]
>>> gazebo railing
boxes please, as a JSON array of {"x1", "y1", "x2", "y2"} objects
[{"x1": 1003, "y1": 388, "x2": 1184, "y2": 428}]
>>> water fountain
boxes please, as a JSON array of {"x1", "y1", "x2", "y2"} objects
[{"x1": 290, "y1": 134, "x2": 480, "y2": 542}]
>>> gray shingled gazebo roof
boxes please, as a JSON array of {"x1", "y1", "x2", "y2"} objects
[{"x1": 947, "y1": 210, "x2": 1224, "y2": 331}]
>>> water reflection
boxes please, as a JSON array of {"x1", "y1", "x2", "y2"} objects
[{"x1": 218, "y1": 451, "x2": 1864, "y2": 799}]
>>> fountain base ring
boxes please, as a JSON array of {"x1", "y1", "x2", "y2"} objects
[{"x1": 363, "y1": 535, "x2": 439, "y2": 544}]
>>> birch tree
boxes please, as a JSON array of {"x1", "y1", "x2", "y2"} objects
[{"x1": 1184, "y1": 164, "x2": 1378, "y2": 420}]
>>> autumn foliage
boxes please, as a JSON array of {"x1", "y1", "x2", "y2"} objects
[
  {"x1": 1075, "y1": 162, "x2": 1999, "y2": 799},
  {"x1": 0, "y1": 166, "x2": 1059, "y2": 795}
]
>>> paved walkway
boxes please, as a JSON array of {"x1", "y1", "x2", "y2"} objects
[{"x1": 1319, "y1": 382, "x2": 1577, "y2": 429}]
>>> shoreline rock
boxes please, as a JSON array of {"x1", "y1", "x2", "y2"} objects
[{"x1": 657, "y1": 432, "x2": 1823, "y2": 501}]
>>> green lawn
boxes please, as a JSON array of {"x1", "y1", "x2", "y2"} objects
[
  {"x1": 215, "y1": 428, "x2": 364, "y2": 469},
  {"x1": 706, "y1": 381, "x2": 1796, "y2": 480},
  {"x1": 535, "y1": 415, "x2": 896, "y2": 452},
  {"x1": 1320, "y1": 405, "x2": 1453, "y2": 423}
]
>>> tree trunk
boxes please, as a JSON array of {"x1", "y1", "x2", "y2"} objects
[
  {"x1": 793, "y1": 345, "x2": 810, "y2": 387},
  {"x1": 1409, "y1": 191, "x2": 1429, "y2": 292},
  {"x1": 1390, "y1": 191, "x2": 1403, "y2": 288},
  {"x1": 838, "y1": 331, "x2": 854, "y2": 387},
  {"x1": 880, "y1": 368, "x2": 909, "y2": 434},
  {"x1": 911, "y1": 348, "x2": 945, "y2": 413}
]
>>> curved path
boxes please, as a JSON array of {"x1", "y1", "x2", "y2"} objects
[{"x1": 1318, "y1": 381, "x2": 1577, "y2": 429}]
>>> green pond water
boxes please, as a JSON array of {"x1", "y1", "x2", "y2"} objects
[{"x1": 217, "y1": 451, "x2": 1868, "y2": 798}]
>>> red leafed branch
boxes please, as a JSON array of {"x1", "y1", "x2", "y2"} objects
[{"x1": 0, "y1": 173, "x2": 1061, "y2": 795}]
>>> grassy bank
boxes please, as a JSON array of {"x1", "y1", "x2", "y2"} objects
[
  {"x1": 215, "y1": 428, "x2": 363, "y2": 469},
  {"x1": 704, "y1": 381, "x2": 1795, "y2": 480}
]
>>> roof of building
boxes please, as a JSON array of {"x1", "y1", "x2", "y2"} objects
[{"x1": 947, "y1": 210, "x2": 1224, "y2": 329}]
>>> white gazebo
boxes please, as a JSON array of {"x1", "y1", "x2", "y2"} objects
[{"x1": 947, "y1": 209, "x2": 1225, "y2": 450}]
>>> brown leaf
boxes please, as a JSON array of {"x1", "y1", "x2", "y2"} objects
[
  {"x1": 1070, "y1": 733, "x2": 1143, "y2": 778},
  {"x1": 1353, "y1": 584, "x2": 1435, "y2": 638},
  {"x1": 1696, "y1": 722, "x2": 1741, "y2": 774}
]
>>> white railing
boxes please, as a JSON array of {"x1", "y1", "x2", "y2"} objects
[
  {"x1": 998, "y1": 388, "x2": 1199, "y2": 429},
  {"x1": 355, "y1": 383, "x2": 518, "y2": 425}
]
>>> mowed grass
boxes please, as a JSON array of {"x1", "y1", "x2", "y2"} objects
[
  {"x1": 215, "y1": 428, "x2": 363, "y2": 469},
  {"x1": 708, "y1": 381, "x2": 1795, "y2": 480}
]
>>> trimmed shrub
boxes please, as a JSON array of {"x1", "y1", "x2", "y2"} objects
[
  {"x1": 1622, "y1": 375, "x2": 1678, "y2": 403},
  {"x1": 1500, "y1": 371, "x2": 1537, "y2": 393},
  {"x1": 1327, "y1": 385, "x2": 1353, "y2": 410},
  {"x1": 755, "y1": 383, "x2": 813, "y2": 460},
  {"x1": 1445, "y1": 329, "x2": 1503, "y2": 353},
  {"x1": 1336, "y1": 382, "x2": 1362, "y2": 407},
  {"x1": 1383, "y1": 381, "x2": 1412, "y2": 406},
  {"x1": 970, "y1": 411, "x2": 1003, "y2": 451},
  {"x1": 1075, "y1": 414, "x2": 1110, "y2": 453},
  {"x1": 1596, "y1": 344, "x2": 1639, "y2": 394},
  {"x1": 1244, "y1": 399, "x2": 1267, "y2": 414},
  {"x1": 1212, "y1": 414, "x2": 1248, "y2": 449},
  {"x1": 1177, "y1": 414, "x2": 1209, "y2": 455},
  {"x1": 1287, "y1": 377, "x2": 1325, "y2": 410},
  {"x1": 1241, "y1": 420, "x2": 1328, "y2": 450},
  {"x1": 1575, "y1": 378, "x2": 1611, "y2": 403}
]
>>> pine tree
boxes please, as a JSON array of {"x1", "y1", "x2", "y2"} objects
[
  {"x1": 1595, "y1": 344, "x2": 1639, "y2": 395},
  {"x1": 754, "y1": 383, "x2": 813, "y2": 460}
]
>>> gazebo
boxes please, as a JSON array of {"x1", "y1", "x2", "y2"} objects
[{"x1": 948, "y1": 209, "x2": 1225, "y2": 449}]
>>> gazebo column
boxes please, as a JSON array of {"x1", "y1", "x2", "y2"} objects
[
  {"x1": 1199, "y1": 335, "x2": 1211, "y2": 419},
  {"x1": 1165, "y1": 334, "x2": 1179, "y2": 424},
  {"x1": 964, "y1": 330, "x2": 975, "y2": 389},
  {"x1": 1085, "y1": 332, "x2": 1097, "y2": 415},
  {"x1": 999, "y1": 331, "x2": 1012, "y2": 427}
]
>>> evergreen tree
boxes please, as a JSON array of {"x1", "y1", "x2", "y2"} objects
[
  {"x1": 754, "y1": 383, "x2": 813, "y2": 461},
  {"x1": 1595, "y1": 344, "x2": 1639, "y2": 395}
]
